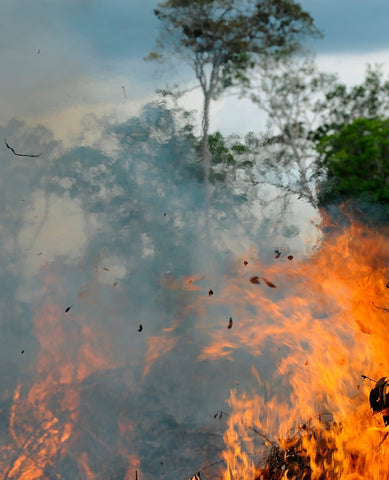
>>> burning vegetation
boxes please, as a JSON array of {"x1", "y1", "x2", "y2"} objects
[
  {"x1": 1, "y1": 209, "x2": 389, "y2": 479},
  {"x1": 213, "y1": 215, "x2": 389, "y2": 480}
]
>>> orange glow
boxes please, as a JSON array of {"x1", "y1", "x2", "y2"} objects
[
  {"x1": 0, "y1": 273, "x2": 140, "y2": 478},
  {"x1": 198, "y1": 213, "x2": 389, "y2": 478}
]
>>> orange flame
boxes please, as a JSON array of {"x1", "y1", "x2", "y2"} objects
[
  {"x1": 199, "y1": 214, "x2": 389, "y2": 478},
  {"x1": 0, "y1": 272, "x2": 140, "y2": 479}
]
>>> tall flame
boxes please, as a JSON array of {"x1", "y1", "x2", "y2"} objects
[{"x1": 200, "y1": 213, "x2": 389, "y2": 478}]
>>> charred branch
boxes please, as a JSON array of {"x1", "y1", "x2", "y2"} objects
[{"x1": 4, "y1": 139, "x2": 40, "y2": 158}]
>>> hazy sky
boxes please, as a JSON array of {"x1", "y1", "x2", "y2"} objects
[{"x1": 1, "y1": 0, "x2": 389, "y2": 139}]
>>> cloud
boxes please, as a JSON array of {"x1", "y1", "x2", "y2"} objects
[{"x1": 299, "y1": 0, "x2": 389, "y2": 53}]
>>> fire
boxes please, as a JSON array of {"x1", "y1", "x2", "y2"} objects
[
  {"x1": 2, "y1": 208, "x2": 389, "y2": 478},
  {"x1": 198, "y1": 212, "x2": 389, "y2": 479},
  {"x1": 0, "y1": 274, "x2": 141, "y2": 479}
]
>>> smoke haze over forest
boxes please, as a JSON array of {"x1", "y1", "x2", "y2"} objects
[{"x1": 0, "y1": 1, "x2": 388, "y2": 478}]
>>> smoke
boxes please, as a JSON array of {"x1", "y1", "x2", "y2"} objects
[{"x1": 0, "y1": 100, "x2": 323, "y2": 478}]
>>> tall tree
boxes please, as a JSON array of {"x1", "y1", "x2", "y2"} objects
[
  {"x1": 147, "y1": 0, "x2": 320, "y2": 200},
  {"x1": 250, "y1": 51, "x2": 335, "y2": 204},
  {"x1": 312, "y1": 64, "x2": 389, "y2": 141}
]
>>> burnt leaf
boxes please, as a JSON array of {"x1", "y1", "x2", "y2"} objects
[
  {"x1": 65, "y1": 306, "x2": 72, "y2": 313},
  {"x1": 138, "y1": 324, "x2": 143, "y2": 332},
  {"x1": 274, "y1": 249, "x2": 281, "y2": 259},
  {"x1": 262, "y1": 277, "x2": 277, "y2": 288},
  {"x1": 243, "y1": 261, "x2": 248, "y2": 266},
  {"x1": 227, "y1": 317, "x2": 233, "y2": 329},
  {"x1": 288, "y1": 255, "x2": 294, "y2": 261},
  {"x1": 250, "y1": 276, "x2": 260, "y2": 284},
  {"x1": 208, "y1": 289, "x2": 214, "y2": 296}
]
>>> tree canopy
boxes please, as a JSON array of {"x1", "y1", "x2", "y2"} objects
[
  {"x1": 147, "y1": 0, "x2": 321, "y2": 197},
  {"x1": 316, "y1": 117, "x2": 389, "y2": 204},
  {"x1": 150, "y1": 0, "x2": 319, "y2": 90}
]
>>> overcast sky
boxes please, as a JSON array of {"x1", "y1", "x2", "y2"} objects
[{"x1": 1, "y1": 0, "x2": 389, "y2": 139}]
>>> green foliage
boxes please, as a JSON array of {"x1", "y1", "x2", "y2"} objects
[
  {"x1": 149, "y1": 0, "x2": 320, "y2": 191},
  {"x1": 150, "y1": 0, "x2": 320, "y2": 129},
  {"x1": 188, "y1": 130, "x2": 256, "y2": 182},
  {"x1": 150, "y1": 0, "x2": 320, "y2": 97},
  {"x1": 311, "y1": 65, "x2": 389, "y2": 142},
  {"x1": 208, "y1": 132, "x2": 236, "y2": 166},
  {"x1": 316, "y1": 117, "x2": 389, "y2": 203}
]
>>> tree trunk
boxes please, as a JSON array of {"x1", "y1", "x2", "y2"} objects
[{"x1": 202, "y1": 91, "x2": 212, "y2": 210}]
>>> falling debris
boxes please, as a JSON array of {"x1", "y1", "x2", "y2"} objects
[
  {"x1": 250, "y1": 276, "x2": 260, "y2": 284},
  {"x1": 219, "y1": 411, "x2": 223, "y2": 420},
  {"x1": 122, "y1": 85, "x2": 128, "y2": 98},
  {"x1": 37, "y1": 48, "x2": 40, "y2": 54},
  {"x1": 4, "y1": 138, "x2": 40, "y2": 158},
  {"x1": 113, "y1": 281, "x2": 118, "y2": 287},
  {"x1": 21, "y1": 350, "x2": 24, "y2": 354},
  {"x1": 274, "y1": 249, "x2": 281, "y2": 259},
  {"x1": 243, "y1": 261, "x2": 248, "y2": 266},
  {"x1": 37, "y1": 252, "x2": 43, "y2": 256},
  {"x1": 288, "y1": 255, "x2": 294, "y2": 261},
  {"x1": 65, "y1": 306, "x2": 72, "y2": 313},
  {"x1": 262, "y1": 277, "x2": 277, "y2": 288},
  {"x1": 138, "y1": 324, "x2": 143, "y2": 332},
  {"x1": 208, "y1": 289, "x2": 214, "y2": 296},
  {"x1": 163, "y1": 213, "x2": 167, "y2": 216},
  {"x1": 361, "y1": 374, "x2": 378, "y2": 383},
  {"x1": 102, "y1": 267, "x2": 110, "y2": 271},
  {"x1": 227, "y1": 317, "x2": 233, "y2": 329},
  {"x1": 386, "y1": 282, "x2": 389, "y2": 289}
]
